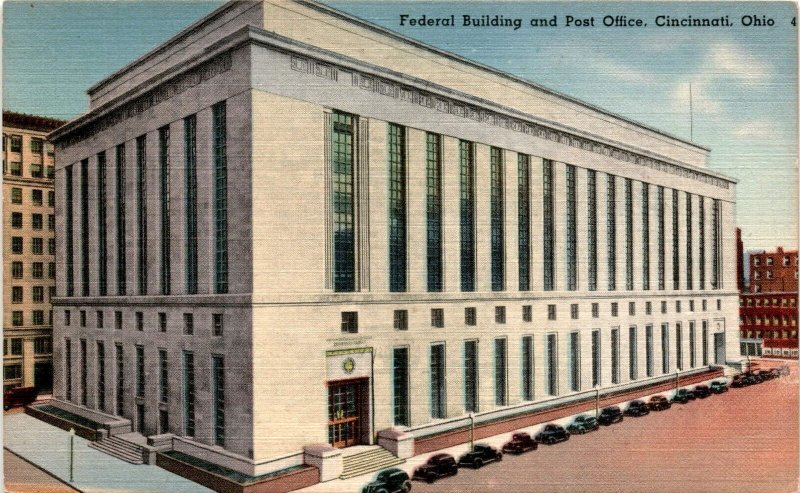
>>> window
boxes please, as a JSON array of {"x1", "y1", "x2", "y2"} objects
[
  {"x1": 31, "y1": 162, "x2": 43, "y2": 178},
  {"x1": 184, "y1": 116, "x2": 199, "y2": 294},
  {"x1": 115, "y1": 344, "x2": 124, "y2": 415},
  {"x1": 341, "y1": 312, "x2": 358, "y2": 333},
  {"x1": 426, "y1": 343, "x2": 447, "y2": 420},
  {"x1": 495, "y1": 338, "x2": 508, "y2": 405},
  {"x1": 628, "y1": 302, "x2": 636, "y2": 316},
  {"x1": 97, "y1": 151, "x2": 108, "y2": 296},
  {"x1": 11, "y1": 212, "x2": 22, "y2": 229},
  {"x1": 184, "y1": 313, "x2": 194, "y2": 335},
  {"x1": 591, "y1": 330, "x2": 601, "y2": 387},
  {"x1": 464, "y1": 341, "x2": 478, "y2": 412},
  {"x1": 766, "y1": 257, "x2": 774, "y2": 266},
  {"x1": 32, "y1": 213, "x2": 42, "y2": 230},
  {"x1": 10, "y1": 162, "x2": 22, "y2": 176},
  {"x1": 689, "y1": 322, "x2": 696, "y2": 368},
  {"x1": 136, "y1": 345, "x2": 145, "y2": 398},
  {"x1": 570, "y1": 332, "x2": 581, "y2": 392},
  {"x1": 625, "y1": 178, "x2": 633, "y2": 290},
  {"x1": 698, "y1": 197, "x2": 705, "y2": 289},
  {"x1": 11, "y1": 188, "x2": 22, "y2": 204},
  {"x1": 645, "y1": 325, "x2": 654, "y2": 377},
  {"x1": 331, "y1": 111, "x2": 356, "y2": 292},
  {"x1": 77, "y1": 310, "x2": 86, "y2": 328},
  {"x1": 64, "y1": 310, "x2": 71, "y2": 326},
  {"x1": 592, "y1": 303, "x2": 599, "y2": 318},
  {"x1": 465, "y1": 307, "x2": 476, "y2": 326},
  {"x1": 12, "y1": 311, "x2": 23, "y2": 326},
  {"x1": 5, "y1": 365, "x2": 22, "y2": 380},
  {"x1": 135, "y1": 138, "x2": 148, "y2": 296},
  {"x1": 676, "y1": 323, "x2": 683, "y2": 370},
  {"x1": 784, "y1": 256, "x2": 791, "y2": 266},
  {"x1": 522, "y1": 305, "x2": 532, "y2": 322},
  {"x1": 9, "y1": 135, "x2": 21, "y2": 152},
  {"x1": 565, "y1": 165, "x2": 577, "y2": 291},
  {"x1": 661, "y1": 300, "x2": 667, "y2": 314},
  {"x1": 213, "y1": 102, "x2": 228, "y2": 295},
  {"x1": 136, "y1": 312, "x2": 144, "y2": 331},
  {"x1": 629, "y1": 326, "x2": 638, "y2": 380},
  {"x1": 10, "y1": 339, "x2": 23, "y2": 355},
  {"x1": 676, "y1": 300, "x2": 682, "y2": 313},
  {"x1": 546, "y1": 334, "x2": 558, "y2": 396},
  {"x1": 97, "y1": 311, "x2": 104, "y2": 329},
  {"x1": 491, "y1": 148, "x2": 505, "y2": 291},
  {"x1": 672, "y1": 189, "x2": 680, "y2": 289},
  {"x1": 47, "y1": 166, "x2": 55, "y2": 179},
  {"x1": 642, "y1": 183, "x2": 650, "y2": 290},
  {"x1": 388, "y1": 123, "x2": 407, "y2": 293},
  {"x1": 158, "y1": 127, "x2": 172, "y2": 297},
  {"x1": 393, "y1": 347, "x2": 409, "y2": 425},
  {"x1": 12, "y1": 287, "x2": 22, "y2": 303},
  {"x1": 114, "y1": 311, "x2": 122, "y2": 330},
  {"x1": 717, "y1": 299, "x2": 721, "y2": 311},
  {"x1": 495, "y1": 306, "x2": 506, "y2": 324},
  {"x1": 689, "y1": 300, "x2": 695, "y2": 312},
  {"x1": 393, "y1": 310, "x2": 408, "y2": 331},
  {"x1": 33, "y1": 286, "x2": 44, "y2": 303},
  {"x1": 645, "y1": 301, "x2": 652, "y2": 315},
  {"x1": 48, "y1": 238, "x2": 55, "y2": 255},
  {"x1": 159, "y1": 313, "x2": 167, "y2": 332},
  {"x1": 66, "y1": 165, "x2": 74, "y2": 295},
  {"x1": 571, "y1": 304, "x2": 579, "y2": 320},
  {"x1": 183, "y1": 351, "x2": 196, "y2": 436},
  {"x1": 611, "y1": 302, "x2": 618, "y2": 317},
  {"x1": 11, "y1": 237, "x2": 22, "y2": 254},
  {"x1": 427, "y1": 133, "x2": 443, "y2": 292},
  {"x1": 32, "y1": 189, "x2": 43, "y2": 206},
  {"x1": 607, "y1": 174, "x2": 617, "y2": 290},
  {"x1": 30, "y1": 137, "x2": 43, "y2": 154},
  {"x1": 712, "y1": 200, "x2": 721, "y2": 289},
  {"x1": 32, "y1": 237, "x2": 43, "y2": 254},
  {"x1": 547, "y1": 304, "x2": 557, "y2": 320},
  {"x1": 753, "y1": 257, "x2": 761, "y2": 267},
  {"x1": 522, "y1": 336, "x2": 534, "y2": 400},
  {"x1": 212, "y1": 355, "x2": 225, "y2": 446},
  {"x1": 460, "y1": 140, "x2": 476, "y2": 292},
  {"x1": 213, "y1": 314, "x2": 224, "y2": 336},
  {"x1": 159, "y1": 349, "x2": 168, "y2": 404},
  {"x1": 587, "y1": 170, "x2": 597, "y2": 291},
  {"x1": 431, "y1": 308, "x2": 444, "y2": 328},
  {"x1": 686, "y1": 193, "x2": 693, "y2": 290},
  {"x1": 543, "y1": 160, "x2": 555, "y2": 290},
  {"x1": 48, "y1": 214, "x2": 55, "y2": 231},
  {"x1": 48, "y1": 190, "x2": 55, "y2": 206},
  {"x1": 518, "y1": 154, "x2": 531, "y2": 291},
  {"x1": 80, "y1": 340, "x2": 87, "y2": 405},
  {"x1": 34, "y1": 337, "x2": 52, "y2": 354},
  {"x1": 611, "y1": 328, "x2": 620, "y2": 384},
  {"x1": 11, "y1": 262, "x2": 23, "y2": 279}
]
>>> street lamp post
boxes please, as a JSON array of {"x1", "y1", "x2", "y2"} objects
[
  {"x1": 595, "y1": 386, "x2": 600, "y2": 418},
  {"x1": 468, "y1": 413, "x2": 475, "y2": 451},
  {"x1": 68, "y1": 428, "x2": 75, "y2": 483},
  {"x1": 675, "y1": 369, "x2": 680, "y2": 391}
]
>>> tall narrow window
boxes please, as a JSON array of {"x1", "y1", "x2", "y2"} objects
[
  {"x1": 65, "y1": 338, "x2": 72, "y2": 401},
  {"x1": 136, "y1": 345, "x2": 145, "y2": 398},
  {"x1": 645, "y1": 325, "x2": 654, "y2": 377},
  {"x1": 426, "y1": 133, "x2": 443, "y2": 292},
  {"x1": 676, "y1": 323, "x2": 683, "y2": 370},
  {"x1": 185, "y1": 116, "x2": 198, "y2": 294},
  {"x1": 97, "y1": 341, "x2": 106, "y2": 411},
  {"x1": 543, "y1": 160, "x2": 555, "y2": 290},
  {"x1": 97, "y1": 152, "x2": 108, "y2": 296},
  {"x1": 689, "y1": 321, "x2": 696, "y2": 368},
  {"x1": 430, "y1": 344, "x2": 446, "y2": 419},
  {"x1": 518, "y1": 154, "x2": 531, "y2": 291},
  {"x1": 686, "y1": 192, "x2": 693, "y2": 290},
  {"x1": 213, "y1": 101, "x2": 228, "y2": 294},
  {"x1": 490, "y1": 148, "x2": 505, "y2": 291},
  {"x1": 116, "y1": 145, "x2": 127, "y2": 295},
  {"x1": 115, "y1": 344, "x2": 124, "y2": 416},
  {"x1": 136, "y1": 136, "x2": 147, "y2": 295},
  {"x1": 494, "y1": 338, "x2": 507, "y2": 405},
  {"x1": 566, "y1": 165, "x2": 577, "y2": 290},
  {"x1": 657, "y1": 186, "x2": 665, "y2": 290},
  {"x1": 591, "y1": 330, "x2": 601, "y2": 387},
  {"x1": 65, "y1": 165, "x2": 74, "y2": 297},
  {"x1": 460, "y1": 141, "x2": 476, "y2": 292},
  {"x1": 672, "y1": 189, "x2": 680, "y2": 290},
  {"x1": 546, "y1": 333, "x2": 558, "y2": 395},
  {"x1": 522, "y1": 336, "x2": 533, "y2": 400},
  {"x1": 464, "y1": 340, "x2": 478, "y2": 412},
  {"x1": 642, "y1": 183, "x2": 650, "y2": 290},
  {"x1": 332, "y1": 112, "x2": 356, "y2": 292},
  {"x1": 629, "y1": 326, "x2": 638, "y2": 380},
  {"x1": 587, "y1": 170, "x2": 597, "y2": 291},
  {"x1": 698, "y1": 197, "x2": 705, "y2": 290},
  {"x1": 159, "y1": 349, "x2": 168, "y2": 404},
  {"x1": 570, "y1": 332, "x2": 580, "y2": 391},
  {"x1": 712, "y1": 199, "x2": 721, "y2": 289},
  {"x1": 611, "y1": 329, "x2": 620, "y2": 384},
  {"x1": 81, "y1": 159, "x2": 90, "y2": 296},
  {"x1": 661, "y1": 323, "x2": 670, "y2": 373},
  {"x1": 393, "y1": 347, "x2": 409, "y2": 425},
  {"x1": 212, "y1": 355, "x2": 225, "y2": 446},
  {"x1": 159, "y1": 126, "x2": 171, "y2": 295},
  {"x1": 606, "y1": 174, "x2": 616, "y2": 290},
  {"x1": 702, "y1": 320, "x2": 709, "y2": 366},
  {"x1": 183, "y1": 351, "x2": 195, "y2": 437},
  {"x1": 388, "y1": 123, "x2": 407, "y2": 292},
  {"x1": 625, "y1": 178, "x2": 633, "y2": 291},
  {"x1": 80, "y1": 340, "x2": 87, "y2": 405}
]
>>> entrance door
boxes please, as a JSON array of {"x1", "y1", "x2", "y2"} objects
[
  {"x1": 34, "y1": 362, "x2": 53, "y2": 392},
  {"x1": 714, "y1": 333, "x2": 726, "y2": 364},
  {"x1": 328, "y1": 379, "x2": 367, "y2": 448}
]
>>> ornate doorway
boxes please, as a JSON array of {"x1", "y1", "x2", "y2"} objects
[{"x1": 327, "y1": 378, "x2": 368, "y2": 448}]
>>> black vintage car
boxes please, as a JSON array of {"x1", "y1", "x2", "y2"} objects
[
  {"x1": 648, "y1": 395, "x2": 671, "y2": 411},
  {"x1": 502, "y1": 432, "x2": 538, "y2": 454},
  {"x1": 534, "y1": 424, "x2": 570, "y2": 444},
  {"x1": 710, "y1": 381, "x2": 728, "y2": 394},
  {"x1": 598, "y1": 406, "x2": 624, "y2": 425},
  {"x1": 671, "y1": 388, "x2": 695, "y2": 404},
  {"x1": 457, "y1": 444, "x2": 502, "y2": 469},
  {"x1": 412, "y1": 454, "x2": 457, "y2": 483},
  {"x1": 693, "y1": 385, "x2": 711, "y2": 398},
  {"x1": 567, "y1": 415, "x2": 599, "y2": 434},
  {"x1": 361, "y1": 468, "x2": 412, "y2": 493},
  {"x1": 624, "y1": 400, "x2": 650, "y2": 417},
  {"x1": 731, "y1": 375, "x2": 748, "y2": 388}
]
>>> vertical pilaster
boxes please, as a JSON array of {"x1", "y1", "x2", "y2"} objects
[
  {"x1": 368, "y1": 119, "x2": 388, "y2": 293},
  {"x1": 530, "y1": 157, "x2": 544, "y2": 292},
  {"x1": 406, "y1": 128, "x2": 427, "y2": 293},
  {"x1": 576, "y1": 167, "x2": 589, "y2": 292},
  {"x1": 504, "y1": 150, "x2": 519, "y2": 293},
  {"x1": 475, "y1": 144, "x2": 491, "y2": 293},
  {"x1": 442, "y1": 137, "x2": 460, "y2": 293},
  {"x1": 596, "y1": 171, "x2": 609, "y2": 292}
]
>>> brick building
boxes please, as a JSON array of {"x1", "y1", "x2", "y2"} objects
[{"x1": 749, "y1": 247, "x2": 798, "y2": 293}]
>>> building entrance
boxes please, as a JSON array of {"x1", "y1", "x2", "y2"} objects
[
  {"x1": 714, "y1": 333, "x2": 726, "y2": 364},
  {"x1": 327, "y1": 378, "x2": 368, "y2": 448}
]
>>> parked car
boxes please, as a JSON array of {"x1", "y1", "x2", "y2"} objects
[
  {"x1": 362, "y1": 468, "x2": 411, "y2": 493},
  {"x1": 731, "y1": 375, "x2": 748, "y2": 388},
  {"x1": 3, "y1": 386, "x2": 38, "y2": 411},
  {"x1": 501, "y1": 432, "x2": 538, "y2": 454},
  {"x1": 412, "y1": 454, "x2": 458, "y2": 483},
  {"x1": 624, "y1": 400, "x2": 650, "y2": 417},
  {"x1": 567, "y1": 415, "x2": 599, "y2": 434},
  {"x1": 743, "y1": 372, "x2": 761, "y2": 385},
  {"x1": 769, "y1": 368, "x2": 781, "y2": 379},
  {"x1": 648, "y1": 395, "x2": 671, "y2": 411},
  {"x1": 709, "y1": 381, "x2": 728, "y2": 394},
  {"x1": 671, "y1": 388, "x2": 695, "y2": 404},
  {"x1": 457, "y1": 444, "x2": 502, "y2": 469},
  {"x1": 751, "y1": 370, "x2": 768, "y2": 382},
  {"x1": 534, "y1": 424, "x2": 570, "y2": 444},
  {"x1": 693, "y1": 385, "x2": 711, "y2": 398},
  {"x1": 779, "y1": 365, "x2": 791, "y2": 376},
  {"x1": 598, "y1": 406, "x2": 624, "y2": 426}
]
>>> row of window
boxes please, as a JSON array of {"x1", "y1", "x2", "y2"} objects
[
  {"x1": 342, "y1": 298, "x2": 723, "y2": 333},
  {"x1": 3, "y1": 134, "x2": 53, "y2": 155},
  {"x1": 742, "y1": 330, "x2": 798, "y2": 339},
  {"x1": 752, "y1": 255, "x2": 796, "y2": 267},
  {"x1": 740, "y1": 315, "x2": 798, "y2": 327},
  {"x1": 9, "y1": 188, "x2": 55, "y2": 206},
  {"x1": 63, "y1": 101, "x2": 228, "y2": 298},
  {"x1": 9, "y1": 310, "x2": 52, "y2": 327},
  {"x1": 3, "y1": 337, "x2": 52, "y2": 356},
  {"x1": 9, "y1": 237, "x2": 55, "y2": 255},
  {"x1": 752, "y1": 270, "x2": 798, "y2": 280},
  {"x1": 64, "y1": 340, "x2": 225, "y2": 445},
  {"x1": 63, "y1": 309, "x2": 225, "y2": 336},
  {"x1": 3, "y1": 162, "x2": 55, "y2": 179},
  {"x1": 10, "y1": 285, "x2": 55, "y2": 303},
  {"x1": 9, "y1": 212, "x2": 55, "y2": 230},
  {"x1": 740, "y1": 296, "x2": 797, "y2": 308},
  {"x1": 392, "y1": 321, "x2": 716, "y2": 424},
  {"x1": 10, "y1": 261, "x2": 56, "y2": 279}
]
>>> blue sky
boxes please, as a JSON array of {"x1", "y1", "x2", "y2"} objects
[{"x1": 3, "y1": 1, "x2": 796, "y2": 250}]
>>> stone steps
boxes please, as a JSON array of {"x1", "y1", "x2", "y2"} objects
[
  {"x1": 340, "y1": 447, "x2": 405, "y2": 480},
  {"x1": 88, "y1": 435, "x2": 144, "y2": 464}
]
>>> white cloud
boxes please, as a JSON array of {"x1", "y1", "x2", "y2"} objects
[
  {"x1": 733, "y1": 121, "x2": 776, "y2": 138},
  {"x1": 704, "y1": 42, "x2": 773, "y2": 82}
]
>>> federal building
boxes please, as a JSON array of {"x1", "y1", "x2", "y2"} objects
[{"x1": 47, "y1": 0, "x2": 740, "y2": 486}]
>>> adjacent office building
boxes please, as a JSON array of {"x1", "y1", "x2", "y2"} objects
[
  {"x1": 49, "y1": 0, "x2": 740, "y2": 478},
  {"x1": 3, "y1": 111, "x2": 63, "y2": 393}
]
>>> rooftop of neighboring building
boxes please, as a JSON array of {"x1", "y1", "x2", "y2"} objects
[{"x1": 3, "y1": 111, "x2": 66, "y2": 133}]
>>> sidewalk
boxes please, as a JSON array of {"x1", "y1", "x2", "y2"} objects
[
  {"x1": 5, "y1": 448, "x2": 81, "y2": 493},
  {"x1": 4, "y1": 413, "x2": 213, "y2": 493}
]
